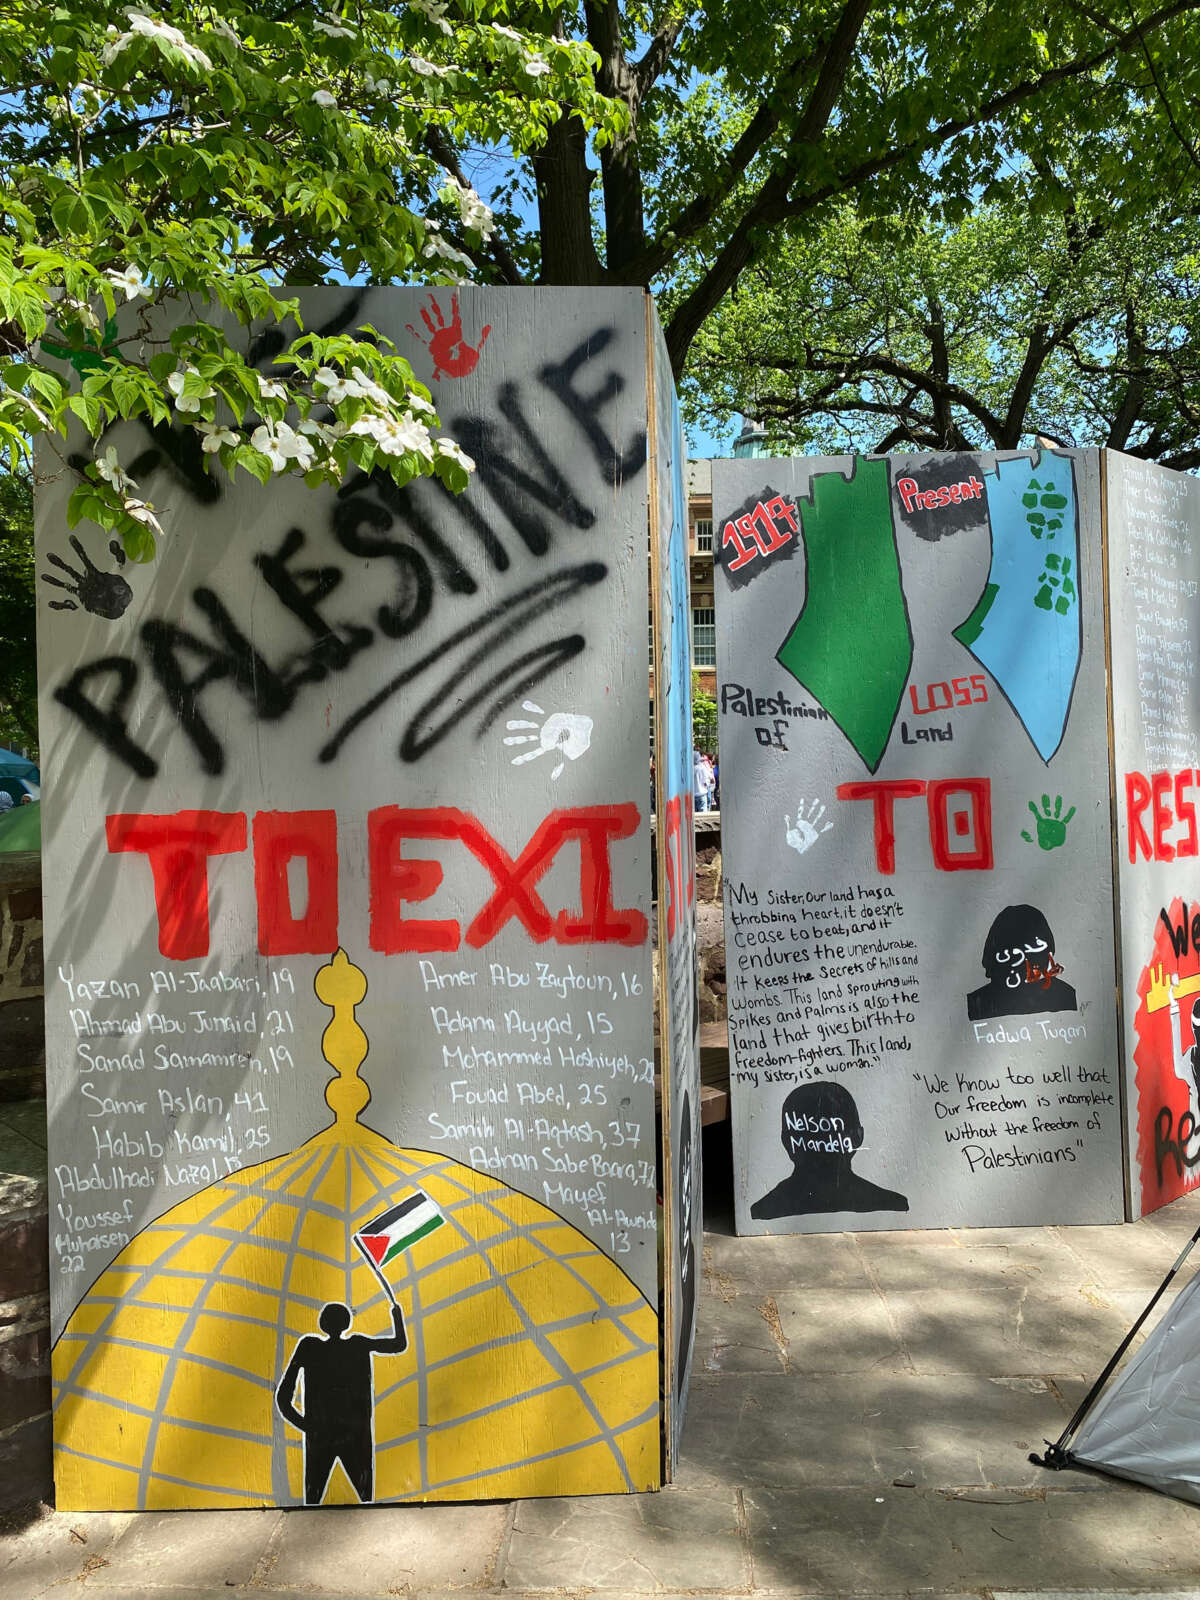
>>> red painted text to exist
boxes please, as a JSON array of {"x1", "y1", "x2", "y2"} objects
[{"x1": 107, "y1": 805, "x2": 649, "y2": 960}]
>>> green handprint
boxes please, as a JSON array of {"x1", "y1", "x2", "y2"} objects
[{"x1": 1021, "y1": 794, "x2": 1076, "y2": 851}]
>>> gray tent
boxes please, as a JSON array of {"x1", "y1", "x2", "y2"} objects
[{"x1": 1034, "y1": 1224, "x2": 1200, "y2": 1503}]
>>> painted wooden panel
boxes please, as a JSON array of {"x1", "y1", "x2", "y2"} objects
[
  {"x1": 37, "y1": 287, "x2": 666, "y2": 1508},
  {"x1": 647, "y1": 314, "x2": 701, "y2": 1470},
  {"x1": 713, "y1": 451, "x2": 1125, "y2": 1233},
  {"x1": 1106, "y1": 453, "x2": 1200, "y2": 1217}
]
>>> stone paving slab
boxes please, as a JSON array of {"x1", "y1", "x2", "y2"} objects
[
  {"x1": 743, "y1": 1483, "x2": 1200, "y2": 1593},
  {"x1": 1054, "y1": 1223, "x2": 1183, "y2": 1290},
  {"x1": 503, "y1": 1485, "x2": 749, "y2": 1592},
  {"x1": 703, "y1": 1229, "x2": 868, "y2": 1293},
  {"x1": 769, "y1": 1291, "x2": 908, "y2": 1375},
  {"x1": 853, "y1": 1227, "x2": 1087, "y2": 1293},
  {"x1": 0, "y1": 1504, "x2": 131, "y2": 1598},
  {"x1": 87, "y1": 1508, "x2": 281, "y2": 1590},
  {"x1": 678, "y1": 1372, "x2": 1070, "y2": 1493},
  {"x1": 261, "y1": 1502, "x2": 509, "y2": 1593},
  {"x1": 879, "y1": 1284, "x2": 1132, "y2": 1377},
  {"x1": 693, "y1": 1289, "x2": 792, "y2": 1374}
]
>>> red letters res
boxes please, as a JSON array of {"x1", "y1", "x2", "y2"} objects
[
  {"x1": 107, "y1": 805, "x2": 648, "y2": 960},
  {"x1": 835, "y1": 778, "x2": 993, "y2": 873},
  {"x1": 1125, "y1": 769, "x2": 1200, "y2": 863}
]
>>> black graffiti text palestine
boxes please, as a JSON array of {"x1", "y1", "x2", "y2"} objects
[{"x1": 54, "y1": 329, "x2": 647, "y2": 778}]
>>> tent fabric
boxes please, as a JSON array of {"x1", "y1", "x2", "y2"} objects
[
  {"x1": 1069, "y1": 1265, "x2": 1200, "y2": 1505},
  {"x1": 0, "y1": 746, "x2": 38, "y2": 806},
  {"x1": 0, "y1": 801, "x2": 40, "y2": 852}
]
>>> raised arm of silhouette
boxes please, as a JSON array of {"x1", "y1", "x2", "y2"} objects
[
  {"x1": 750, "y1": 1081, "x2": 908, "y2": 1221},
  {"x1": 366, "y1": 1302, "x2": 407, "y2": 1352},
  {"x1": 275, "y1": 1302, "x2": 407, "y2": 1504}
]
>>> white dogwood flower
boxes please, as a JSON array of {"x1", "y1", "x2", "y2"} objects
[
  {"x1": 251, "y1": 421, "x2": 314, "y2": 472},
  {"x1": 198, "y1": 420, "x2": 238, "y2": 454},
  {"x1": 311, "y1": 89, "x2": 338, "y2": 108},
  {"x1": 108, "y1": 12, "x2": 213, "y2": 70},
  {"x1": 166, "y1": 366, "x2": 215, "y2": 412},
  {"x1": 408, "y1": 0, "x2": 452, "y2": 35},
  {"x1": 523, "y1": 51, "x2": 551, "y2": 77},
  {"x1": 314, "y1": 11, "x2": 356, "y2": 37},
  {"x1": 348, "y1": 366, "x2": 392, "y2": 406},
  {"x1": 491, "y1": 23, "x2": 522, "y2": 40},
  {"x1": 257, "y1": 377, "x2": 287, "y2": 401},
  {"x1": 421, "y1": 229, "x2": 474, "y2": 269},
  {"x1": 375, "y1": 413, "x2": 434, "y2": 458},
  {"x1": 313, "y1": 365, "x2": 365, "y2": 404},
  {"x1": 122, "y1": 497, "x2": 164, "y2": 535},
  {"x1": 445, "y1": 176, "x2": 494, "y2": 240},
  {"x1": 408, "y1": 54, "x2": 450, "y2": 76},
  {"x1": 435, "y1": 437, "x2": 475, "y2": 472},
  {"x1": 106, "y1": 263, "x2": 150, "y2": 301},
  {"x1": 94, "y1": 446, "x2": 136, "y2": 493}
]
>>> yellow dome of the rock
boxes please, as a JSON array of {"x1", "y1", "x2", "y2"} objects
[{"x1": 52, "y1": 952, "x2": 659, "y2": 1511}]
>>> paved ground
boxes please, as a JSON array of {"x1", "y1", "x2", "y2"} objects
[{"x1": 6, "y1": 1127, "x2": 1200, "y2": 1599}]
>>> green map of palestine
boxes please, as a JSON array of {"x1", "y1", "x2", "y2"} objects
[{"x1": 775, "y1": 458, "x2": 912, "y2": 772}]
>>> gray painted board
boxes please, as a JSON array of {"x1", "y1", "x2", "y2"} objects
[
  {"x1": 1107, "y1": 452, "x2": 1200, "y2": 1218},
  {"x1": 38, "y1": 286, "x2": 669, "y2": 1507},
  {"x1": 713, "y1": 450, "x2": 1124, "y2": 1234}
]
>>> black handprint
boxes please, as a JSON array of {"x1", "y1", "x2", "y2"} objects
[{"x1": 40, "y1": 536, "x2": 133, "y2": 620}]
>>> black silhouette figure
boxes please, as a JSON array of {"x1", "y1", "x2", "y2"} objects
[
  {"x1": 40, "y1": 536, "x2": 132, "y2": 619},
  {"x1": 751, "y1": 1081, "x2": 909, "y2": 1220},
  {"x1": 966, "y1": 904, "x2": 1077, "y2": 1022},
  {"x1": 275, "y1": 1300, "x2": 407, "y2": 1505},
  {"x1": 675, "y1": 1095, "x2": 697, "y2": 1397}
]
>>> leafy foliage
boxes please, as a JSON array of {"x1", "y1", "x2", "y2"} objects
[
  {"x1": 683, "y1": 184, "x2": 1200, "y2": 466},
  {"x1": 692, "y1": 668, "x2": 717, "y2": 756},
  {"x1": 0, "y1": 471, "x2": 37, "y2": 756},
  {"x1": 0, "y1": 0, "x2": 624, "y2": 554},
  {"x1": 467, "y1": 0, "x2": 1200, "y2": 379}
]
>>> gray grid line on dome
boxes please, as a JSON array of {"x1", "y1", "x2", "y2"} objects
[
  {"x1": 408, "y1": 1399, "x2": 660, "y2": 1500},
  {"x1": 54, "y1": 1135, "x2": 656, "y2": 1506},
  {"x1": 353, "y1": 1146, "x2": 639, "y2": 1493},
  {"x1": 358, "y1": 1143, "x2": 655, "y2": 1321},
  {"x1": 372, "y1": 1285, "x2": 651, "y2": 1411},
  {"x1": 142, "y1": 1141, "x2": 341, "y2": 1506},
  {"x1": 54, "y1": 1140, "x2": 326, "y2": 1397},
  {"x1": 351, "y1": 1146, "x2": 651, "y2": 1409}
]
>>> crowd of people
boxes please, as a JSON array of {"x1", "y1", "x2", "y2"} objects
[{"x1": 693, "y1": 749, "x2": 719, "y2": 813}]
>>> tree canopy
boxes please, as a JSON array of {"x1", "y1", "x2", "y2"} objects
[
  {"x1": 0, "y1": 0, "x2": 622, "y2": 554},
  {"x1": 472, "y1": 0, "x2": 1200, "y2": 376},
  {"x1": 683, "y1": 182, "x2": 1200, "y2": 467},
  {"x1": 5, "y1": 2, "x2": 1200, "y2": 760}
]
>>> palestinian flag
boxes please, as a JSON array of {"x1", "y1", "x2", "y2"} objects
[{"x1": 354, "y1": 1191, "x2": 445, "y2": 1273}]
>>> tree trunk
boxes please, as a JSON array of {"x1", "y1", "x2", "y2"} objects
[{"x1": 533, "y1": 115, "x2": 604, "y2": 285}]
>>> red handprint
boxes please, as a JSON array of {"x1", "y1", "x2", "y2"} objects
[{"x1": 406, "y1": 291, "x2": 491, "y2": 380}]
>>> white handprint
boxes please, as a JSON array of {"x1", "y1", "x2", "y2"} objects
[
  {"x1": 503, "y1": 701, "x2": 594, "y2": 780},
  {"x1": 785, "y1": 798, "x2": 833, "y2": 856}
]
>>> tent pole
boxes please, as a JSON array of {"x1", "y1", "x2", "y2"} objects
[{"x1": 1031, "y1": 1220, "x2": 1200, "y2": 1470}]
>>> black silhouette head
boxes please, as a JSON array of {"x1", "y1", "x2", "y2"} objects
[
  {"x1": 319, "y1": 1302, "x2": 352, "y2": 1338},
  {"x1": 980, "y1": 904, "x2": 1055, "y2": 980},
  {"x1": 779, "y1": 1081, "x2": 862, "y2": 1164}
]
